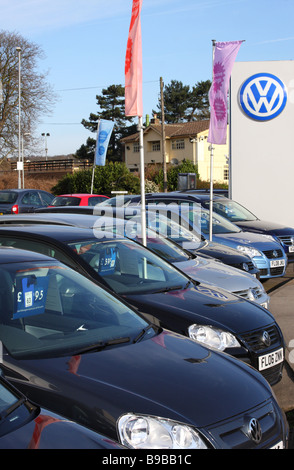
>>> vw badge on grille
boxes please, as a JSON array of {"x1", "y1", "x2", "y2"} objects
[
  {"x1": 247, "y1": 418, "x2": 262, "y2": 444},
  {"x1": 273, "y1": 250, "x2": 278, "y2": 258},
  {"x1": 239, "y1": 73, "x2": 287, "y2": 121},
  {"x1": 262, "y1": 330, "x2": 271, "y2": 347}
]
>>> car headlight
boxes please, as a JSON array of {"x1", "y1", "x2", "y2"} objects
[
  {"x1": 237, "y1": 245, "x2": 262, "y2": 258},
  {"x1": 188, "y1": 324, "x2": 241, "y2": 351},
  {"x1": 118, "y1": 414, "x2": 208, "y2": 449}
]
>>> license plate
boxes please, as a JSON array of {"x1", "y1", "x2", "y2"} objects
[
  {"x1": 258, "y1": 348, "x2": 284, "y2": 371},
  {"x1": 270, "y1": 259, "x2": 285, "y2": 268},
  {"x1": 289, "y1": 246, "x2": 294, "y2": 252},
  {"x1": 270, "y1": 441, "x2": 284, "y2": 449}
]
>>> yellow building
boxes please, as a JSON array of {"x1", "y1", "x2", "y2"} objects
[{"x1": 121, "y1": 116, "x2": 229, "y2": 184}]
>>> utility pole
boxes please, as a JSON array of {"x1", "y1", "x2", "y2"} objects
[{"x1": 160, "y1": 77, "x2": 167, "y2": 192}]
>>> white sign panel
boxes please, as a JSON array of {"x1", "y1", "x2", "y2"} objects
[{"x1": 230, "y1": 61, "x2": 294, "y2": 228}]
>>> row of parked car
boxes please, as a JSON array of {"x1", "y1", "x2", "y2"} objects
[{"x1": 0, "y1": 188, "x2": 293, "y2": 448}]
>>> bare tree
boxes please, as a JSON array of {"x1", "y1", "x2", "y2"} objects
[{"x1": 0, "y1": 30, "x2": 57, "y2": 159}]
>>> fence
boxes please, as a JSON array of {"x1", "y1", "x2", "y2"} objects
[{"x1": 10, "y1": 159, "x2": 92, "y2": 174}]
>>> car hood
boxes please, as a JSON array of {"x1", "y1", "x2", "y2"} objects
[
  {"x1": 173, "y1": 257, "x2": 262, "y2": 293},
  {"x1": 6, "y1": 331, "x2": 272, "y2": 439},
  {"x1": 235, "y1": 220, "x2": 294, "y2": 236},
  {"x1": 212, "y1": 231, "x2": 284, "y2": 250},
  {"x1": 192, "y1": 241, "x2": 256, "y2": 263},
  {"x1": 125, "y1": 283, "x2": 274, "y2": 334}
]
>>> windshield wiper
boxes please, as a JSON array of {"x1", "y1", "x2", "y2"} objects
[
  {"x1": 153, "y1": 281, "x2": 191, "y2": 294},
  {"x1": 0, "y1": 397, "x2": 26, "y2": 422},
  {"x1": 133, "y1": 324, "x2": 154, "y2": 343},
  {"x1": 73, "y1": 336, "x2": 131, "y2": 355}
]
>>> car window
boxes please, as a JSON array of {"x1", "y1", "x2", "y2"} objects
[
  {"x1": 0, "y1": 262, "x2": 149, "y2": 360},
  {"x1": 200, "y1": 211, "x2": 241, "y2": 234},
  {"x1": 0, "y1": 237, "x2": 75, "y2": 267},
  {"x1": 51, "y1": 197, "x2": 81, "y2": 206},
  {"x1": 21, "y1": 192, "x2": 42, "y2": 206},
  {"x1": 88, "y1": 196, "x2": 108, "y2": 206},
  {"x1": 211, "y1": 200, "x2": 257, "y2": 222},
  {"x1": 68, "y1": 238, "x2": 189, "y2": 295},
  {"x1": 40, "y1": 192, "x2": 54, "y2": 205},
  {"x1": 0, "y1": 192, "x2": 18, "y2": 204}
]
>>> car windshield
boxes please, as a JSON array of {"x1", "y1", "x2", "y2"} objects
[
  {"x1": 68, "y1": 238, "x2": 190, "y2": 295},
  {"x1": 103, "y1": 218, "x2": 192, "y2": 263},
  {"x1": 0, "y1": 192, "x2": 18, "y2": 204},
  {"x1": 96, "y1": 196, "x2": 136, "y2": 207},
  {"x1": 198, "y1": 210, "x2": 241, "y2": 235},
  {"x1": 0, "y1": 381, "x2": 19, "y2": 415},
  {"x1": 51, "y1": 197, "x2": 81, "y2": 206},
  {"x1": 0, "y1": 261, "x2": 150, "y2": 360},
  {"x1": 213, "y1": 200, "x2": 257, "y2": 223}
]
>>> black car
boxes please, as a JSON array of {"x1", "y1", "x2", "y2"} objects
[
  {"x1": 0, "y1": 189, "x2": 54, "y2": 214},
  {"x1": 186, "y1": 191, "x2": 294, "y2": 263},
  {"x1": 0, "y1": 247, "x2": 288, "y2": 449},
  {"x1": 34, "y1": 205, "x2": 260, "y2": 277},
  {"x1": 0, "y1": 224, "x2": 285, "y2": 385},
  {"x1": 0, "y1": 371, "x2": 123, "y2": 449}
]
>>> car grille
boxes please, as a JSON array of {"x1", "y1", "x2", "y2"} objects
[
  {"x1": 278, "y1": 235, "x2": 294, "y2": 246},
  {"x1": 204, "y1": 400, "x2": 285, "y2": 449},
  {"x1": 239, "y1": 324, "x2": 280, "y2": 352},
  {"x1": 259, "y1": 266, "x2": 285, "y2": 276},
  {"x1": 262, "y1": 249, "x2": 284, "y2": 259},
  {"x1": 239, "y1": 324, "x2": 283, "y2": 384},
  {"x1": 233, "y1": 287, "x2": 264, "y2": 301}
]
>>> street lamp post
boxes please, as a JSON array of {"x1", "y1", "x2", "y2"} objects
[
  {"x1": 21, "y1": 132, "x2": 30, "y2": 189},
  {"x1": 41, "y1": 133, "x2": 50, "y2": 160},
  {"x1": 16, "y1": 47, "x2": 22, "y2": 189}
]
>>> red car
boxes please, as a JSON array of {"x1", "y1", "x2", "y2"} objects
[{"x1": 49, "y1": 193, "x2": 109, "y2": 207}]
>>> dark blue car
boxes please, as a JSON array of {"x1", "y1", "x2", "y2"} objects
[
  {"x1": 183, "y1": 191, "x2": 294, "y2": 263},
  {"x1": 0, "y1": 189, "x2": 54, "y2": 214}
]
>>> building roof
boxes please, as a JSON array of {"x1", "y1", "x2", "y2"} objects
[{"x1": 121, "y1": 120, "x2": 210, "y2": 143}]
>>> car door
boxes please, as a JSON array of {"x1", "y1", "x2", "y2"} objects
[{"x1": 20, "y1": 191, "x2": 43, "y2": 213}]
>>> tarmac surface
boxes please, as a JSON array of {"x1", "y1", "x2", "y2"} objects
[{"x1": 264, "y1": 263, "x2": 294, "y2": 413}]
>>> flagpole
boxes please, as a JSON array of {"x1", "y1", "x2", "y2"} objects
[
  {"x1": 209, "y1": 40, "x2": 216, "y2": 242},
  {"x1": 91, "y1": 119, "x2": 101, "y2": 194},
  {"x1": 138, "y1": 116, "x2": 147, "y2": 246}
]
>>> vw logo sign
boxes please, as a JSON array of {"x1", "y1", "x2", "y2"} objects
[
  {"x1": 262, "y1": 330, "x2": 271, "y2": 347},
  {"x1": 247, "y1": 418, "x2": 262, "y2": 444},
  {"x1": 239, "y1": 73, "x2": 287, "y2": 121}
]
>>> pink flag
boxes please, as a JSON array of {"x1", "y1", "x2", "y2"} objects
[
  {"x1": 208, "y1": 41, "x2": 243, "y2": 144},
  {"x1": 125, "y1": 0, "x2": 143, "y2": 117}
]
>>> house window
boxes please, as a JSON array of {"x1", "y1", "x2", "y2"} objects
[
  {"x1": 152, "y1": 141, "x2": 161, "y2": 152},
  {"x1": 133, "y1": 143, "x2": 140, "y2": 153},
  {"x1": 172, "y1": 139, "x2": 185, "y2": 150}
]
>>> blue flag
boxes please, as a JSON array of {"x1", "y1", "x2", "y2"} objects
[{"x1": 95, "y1": 119, "x2": 115, "y2": 166}]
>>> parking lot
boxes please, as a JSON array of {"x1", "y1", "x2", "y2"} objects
[{"x1": 264, "y1": 263, "x2": 294, "y2": 412}]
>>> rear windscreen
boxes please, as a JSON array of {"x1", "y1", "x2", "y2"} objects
[{"x1": 0, "y1": 192, "x2": 18, "y2": 204}]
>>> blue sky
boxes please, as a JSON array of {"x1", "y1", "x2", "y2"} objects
[{"x1": 2, "y1": 0, "x2": 294, "y2": 156}]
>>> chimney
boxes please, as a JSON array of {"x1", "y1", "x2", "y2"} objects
[{"x1": 151, "y1": 113, "x2": 160, "y2": 124}]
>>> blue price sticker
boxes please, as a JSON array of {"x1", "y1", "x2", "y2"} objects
[
  {"x1": 14, "y1": 276, "x2": 49, "y2": 319},
  {"x1": 98, "y1": 247, "x2": 117, "y2": 275}
]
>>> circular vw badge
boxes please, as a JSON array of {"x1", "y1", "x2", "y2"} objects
[{"x1": 239, "y1": 73, "x2": 287, "y2": 121}]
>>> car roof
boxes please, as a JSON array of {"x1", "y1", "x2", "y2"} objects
[
  {"x1": 0, "y1": 188, "x2": 51, "y2": 193},
  {"x1": 0, "y1": 213, "x2": 100, "y2": 226},
  {"x1": 0, "y1": 224, "x2": 119, "y2": 243},
  {"x1": 144, "y1": 192, "x2": 227, "y2": 202},
  {"x1": 56, "y1": 194, "x2": 107, "y2": 197},
  {"x1": 0, "y1": 246, "x2": 56, "y2": 264}
]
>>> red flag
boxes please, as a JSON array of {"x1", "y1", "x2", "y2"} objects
[{"x1": 125, "y1": 0, "x2": 143, "y2": 117}]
